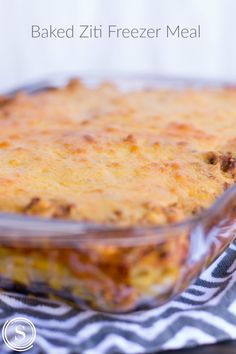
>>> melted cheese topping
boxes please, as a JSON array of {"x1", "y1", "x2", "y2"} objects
[{"x1": 0, "y1": 80, "x2": 236, "y2": 225}]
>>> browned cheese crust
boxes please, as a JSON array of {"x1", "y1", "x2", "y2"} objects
[{"x1": 0, "y1": 80, "x2": 236, "y2": 226}]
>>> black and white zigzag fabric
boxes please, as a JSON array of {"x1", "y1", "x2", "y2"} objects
[{"x1": 0, "y1": 240, "x2": 236, "y2": 354}]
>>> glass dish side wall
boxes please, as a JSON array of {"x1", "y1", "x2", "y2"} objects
[{"x1": 0, "y1": 183, "x2": 235, "y2": 312}]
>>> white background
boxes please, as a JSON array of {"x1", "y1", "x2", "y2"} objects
[{"x1": 0, "y1": 0, "x2": 236, "y2": 92}]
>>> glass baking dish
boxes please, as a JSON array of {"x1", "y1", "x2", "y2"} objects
[{"x1": 0, "y1": 76, "x2": 236, "y2": 313}]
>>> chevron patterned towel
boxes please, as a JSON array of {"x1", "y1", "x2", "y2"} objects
[{"x1": 0, "y1": 240, "x2": 236, "y2": 354}]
